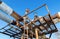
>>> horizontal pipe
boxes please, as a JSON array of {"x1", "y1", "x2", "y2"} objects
[{"x1": 0, "y1": 1, "x2": 23, "y2": 21}]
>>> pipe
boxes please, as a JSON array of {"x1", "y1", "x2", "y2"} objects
[
  {"x1": 35, "y1": 28, "x2": 38, "y2": 39},
  {"x1": 52, "y1": 12, "x2": 60, "y2": 24},
  {"x1": 0, "y1": 12, "x2": 12, "y2": 23},
  {"x1": 0, "y1": 12, "x2": 23, "y2": 27},
  {"x1": 47, "y1": 12, "x2": 60, "y2": 24},
  {"x1": 56, "y1": 12, "x2": 60, "y2": 19},
  {"x1": 24, "y1": 4, "x2": 46, "y2": 16},
  {"x1": 0, "y1": 1, "x2": 23, "y2": 21}
]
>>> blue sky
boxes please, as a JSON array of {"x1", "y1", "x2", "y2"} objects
[{"x1": 0, "y1": 0, "x2": 60, "y2": 39}]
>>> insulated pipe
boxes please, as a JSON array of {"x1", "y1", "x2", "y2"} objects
[
  {"x1": 0, "y1": 1, "x2": 23, "y2": 21},
  {"x1": 0, "y1": 12, "x2": 12, "y2": 23},
  {"x1": 0, "y1": 12, "x2": 16, "y2": 25},
  {"x1": 0, "y1": 12, "x2": 23, "y2": 27},
  {"x1": 35, "y1": 28, "x2": 38, "y2": 39}
]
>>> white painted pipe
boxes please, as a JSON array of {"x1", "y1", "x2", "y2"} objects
[
  {"x1": 0, "y1": 12, "x2": 23, "y2": 27},
  {"x1": 0, "y1": 2, "x2": 13, "y2": 15},
  {"x1": 0, "y1": 12, "x2": 12, "y2": 23},
  {"x1": 0, "y1": 1, "x2": 23, "y2": 21}
]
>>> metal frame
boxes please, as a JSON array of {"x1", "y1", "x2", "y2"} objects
[
  {"x1": 0, "y1": 24, "x2": 23, "y2": 39},
  {"x1": 0, "y1": 2, "x2": 58, "y2": 39}
]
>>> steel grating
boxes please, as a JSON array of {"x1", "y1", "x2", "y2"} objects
[
  {"x1": 33, "y1": 14, "x2": 58, "y2": 36},
  {"x1": 0, "y1": 14, "x2": 58, "y2": 38},
  {"x1": 0, "y1": 24, "x2": 23, "y2": 39}
]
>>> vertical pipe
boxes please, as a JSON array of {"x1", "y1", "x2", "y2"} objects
[
  {"x1": 26, "y1": 27, "x2": 28, "y2": 39},
  {"x1": 21, "y1": 35, "x2": 24, "y2": 39},
  {"x1": 24, "y1": 17, "x2": 26, "y2": 39},
  {"x1": 0, "y1": 1, "x2": 23, "y2": 21},
  {"x1": 31, "y1": 27, "x2": 33, "y2": 39},
  {"x1": 25, "y1": 9, "x2": 29, "y2": 39},
  {"x1": 45, "y1": 5, "x2": 50, "y2": 14},
  {"x1": 35, "y1": 28, "x2": 38, "y2": 39}
]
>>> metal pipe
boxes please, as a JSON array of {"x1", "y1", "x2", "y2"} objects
[
  {"x1": 0, "y1": 12, "x2": 12, "y2": 23},
  {"x1": 0, "y1": 1, "x2": 23, "y2": 21},
  {"x1": 43, "y1": 12, "x2": 60, "y2": 24},
  {"x1": 35, "y1": 28, "x2": 38, "y2": 39},
  {"x1": 24, "y1": 4, "x2": 46, "y2": 16},
  {"x1": 0, "y1": 12, "x2": 23, "y2": 28}
]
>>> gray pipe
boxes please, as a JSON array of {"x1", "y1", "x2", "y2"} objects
[
  {"x1": 0, "y1": 12, "x2": 12, "y2": 23},
  {"x1": 0, "y1": 1, "x2": 13, "y2": 15}
]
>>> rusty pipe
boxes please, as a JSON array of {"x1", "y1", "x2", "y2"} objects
[
  {"x1": 43, "y1": 12, "x2": 60, "y2": 24},
  {"x1": 0, "y1": 1, "x2": 23, "y2": 21}
]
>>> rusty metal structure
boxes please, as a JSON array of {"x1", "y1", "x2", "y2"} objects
[{"x1": 0, "y1": 0, "x2": 60, "y2": 39}]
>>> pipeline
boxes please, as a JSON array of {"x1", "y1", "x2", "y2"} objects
[
  {"x1": 0, "y1": 12, "x2": 23, "y2": 27},
  {"x1": 0, "y1": 1, "x2": 23, "y2": 21}
]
